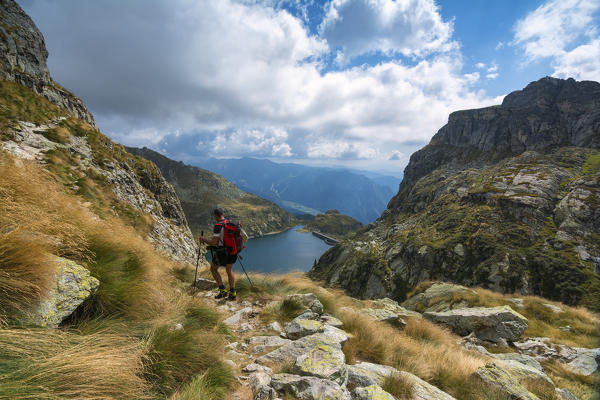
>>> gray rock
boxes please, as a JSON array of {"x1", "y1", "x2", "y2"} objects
[
  {"x1": 292, "y1": 343, "x2": 347, "y2": 385},
  {"x1": 347, "y1": 362, "x2": 399, "y2": 389},
  {"x1": 193, "y1": 278, "x2": 218, "y2": 290},
  {"x1": 256, "y1": 332, "x2": 345, "y2": 366},
  {"x1": 248, "y1": 336, "x2": 292, "y2": 347},
  {"x1": 285, "y1": 318, "x2": 325, "y2": 340},
  {"x1": 496, "y1": 359, "x2": 554, "y2": 385},
  {"x1": 243, "y1": 363, "x2": 273, "y2": 374},
  {"x1": 26, "y1": 257, "x2": 99, "y2": 328},
  {"x1": 223, "y1": 307, "x2": 253, "y2": 326},
  {"x1": 423, "y1": 305, "x2": 528, "y2": 343},
  {"x1": 264, "y1": 321, "x2": 283, "y2": 333},
  {"x1": 566, "y1": 348, "x2": 599, "y2": 376},
  {"x1": 284, "y1": 293, "x2": 324, "y2": 315},
  {"x1": 542, "y1": 303, "x2": 563, "y2": 313},
  {"x1": 402, "y1": 283, "x2": 476, "y2": 312},
  {"x1": 400, "y1": 371, "x2": 456, "y2": 400},
  {"x1": 474, "y1": 363, "x2": 540, "y2": 400},
  {"x1": 493, "y1": 353, "x2": 543, "y2": 372},
  {"x1": 270, "y1": 373, "x2": 350, "y2": 400},
  {"x1": 513, "y1": 337, "x2": 560, "y2": 360},
  {"x1": 249, "y1": 372, "x2": 276, "y2": 400},
  {"x1": 350, "y1": 385, "x2": 395, "y2": 400},
  {"x1": 321, "y1": 314, "x2": 344, "y2": 328},
  {"x1": 323, "y1": 325, "x2": 353, "y2": 344},
  {"x1": 296, "y1": 310, "x2": 320, "y2": 320},
  {"x1": 555, "y1": 388, "x2": 579, "y2": 400}
]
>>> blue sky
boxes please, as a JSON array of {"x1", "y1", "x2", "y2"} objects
[{"x1": 19, "y1": 0, "x2": 600, "y2": 176}]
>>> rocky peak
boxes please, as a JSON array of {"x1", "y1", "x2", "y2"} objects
[
  {"x1": 392, "y1": 77, "x2": 600, "y2": 211},
  {"x1": 0, "y1": 0, "x2": 96, "y2": 126}
]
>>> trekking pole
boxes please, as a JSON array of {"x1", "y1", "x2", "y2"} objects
[
  {"x1": 193, "y1": 230, "x2": 203, "y2": 288},
  {"x1": 236, "y1": 255, "x2": 254, "y2": 288}
]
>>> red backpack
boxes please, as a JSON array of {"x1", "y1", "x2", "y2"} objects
[{"x1": 217, "y1": 219, "x2": 246, "y2": 255}]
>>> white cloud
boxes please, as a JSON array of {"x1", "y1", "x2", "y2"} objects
[
  {"x1": 25, "y1": 0, "x2": 497, "y2": 168},
  {"x1": 486, "y1": 73, "x2": 499, "y2": 79},
  {"x1": 319, "y1": 0, "x2": 457, "y2": 59},
  {"x1": 475, "y1": 62, "x2": 486, "y2": 69},
  {"x1": 487, "y1": 65, "x2": 498, "y2": 72},
  {"x1": 495, "y1": 41, "x2": 505, "y2": 50},
  {"x1": 513, "y1": 0, "x2": 600, "y2": 80},
  {"x1": 389, "y1": 150, "x2": 403, "y2": 160}
]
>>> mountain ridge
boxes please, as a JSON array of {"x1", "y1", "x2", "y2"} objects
[
  {"x1": 126, "y1": 146, "x2": 297, "y2": 238},
  {"x1": 310, "y1": 76, "x2": 600, "y2": 311}
]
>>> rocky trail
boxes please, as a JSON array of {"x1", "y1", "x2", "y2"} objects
[{"x1": 192, "y1": 280, "x2": 598, "y2": 400}]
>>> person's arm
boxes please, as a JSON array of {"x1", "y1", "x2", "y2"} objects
[{"x1": 200, "y1": 223, "x2": 221, "y2": 247}]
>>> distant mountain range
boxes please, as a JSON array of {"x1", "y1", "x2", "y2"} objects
[
  {"x1": 126, "y1": 147, "x2": 297, "y2": 238},
  {"x1": 193, "y1": 157, "x2": 401, "y2": 223}
]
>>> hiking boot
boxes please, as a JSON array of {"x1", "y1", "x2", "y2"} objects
[
  {"x1": 227, "y1": 289, "x2": 237, "y2": 301},
  {"x1": 214, "y1": 288, "x2": 228, "y2": 299}
]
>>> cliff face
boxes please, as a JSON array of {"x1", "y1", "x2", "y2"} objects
[
  {"x1": 310, "y1": 77, "x2": 600, "y2": 311},
  {"x1": 126, "y1": 147, "x2": 297, "y2": 238},
  {"x1": 0, "y1": 0, "x2": 95, "y2": 126}
]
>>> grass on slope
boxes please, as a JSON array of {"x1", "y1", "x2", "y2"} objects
[
  {"x1": 0, "y1": 153, "x2": 234, "y2": 399},
  {"x1": 185, "y1": 266, "x2": 600, "y2": 400}
]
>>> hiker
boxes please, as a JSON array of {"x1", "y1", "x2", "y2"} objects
[{"x1": 199, "y1": 208, "x2": 237, "y2": 300}]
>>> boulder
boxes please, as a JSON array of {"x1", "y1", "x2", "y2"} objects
[
  {"x1": 26, "y1": 257, "x2": 99, "y2": 328},
  {"x1": 423, "y1": 305, "x2": 528, "y2": 343},
  {"x1": 323, "y1": 325, "x2": 353, "y2": 344},
  {"x1": 292, "y1": 343, "x2": 347, "y2": 385},
  {"x1": 270, "y1": 373, "x2": 350, "y2": 400},
  {"x1": 350, "y1": 385, "x2": 395, "y2": 400},
  {"x1": 492, "y1": 353, "x2": 543, "y2": 372},
  {"x1": 347, "y1": 362, "x2": 399, "y2": 389},
  {"x1": 193, "y1": 278, "x2": 218, "y2": 290},
  {"x1": 321, "y1": 314, "x2": 344, "y2": 328},
  {"x1": 497, "y1": 359, "x2": 554, "y2": 385},
  {"x1": 285, "y1": 318, "x2": 325, "y2": 340},
  {"x1": 346, "y1": 362, "x2": 456, "y2": 400},
  {"x1": 249, "y1": 371, "x2": 276, "y2": 400},
  {"x1": 565, "y1": 348, "x2": 599, "y2": 376},
  {"x1": 402, "y1": 283, "x2": 476, "y2": 313},
  {"x1": 249, "y1": 336, "x2": 292, "y2": 354},
  {"x1": 256, "y1": 332, "x2": 346, "y2": 366},
  {"x1": 399, "y1": 371, "x2": 456, "y2": 400},
  {"x1": 284, "y1": 293, "x2": 324, "y2": 315},
  {"x1": 243, "y1": 363, "x2": 273, "y2": 374},
  {"x1": 474, "y1": 363, "x2": 540, "y2": 400}
]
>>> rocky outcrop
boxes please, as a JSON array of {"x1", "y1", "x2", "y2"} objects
[
  {"x1": 423, "y1": 305, "x2": 528, "y2": 343},
  {"x1": 125, "y1": 147, "x2": 296, "y2": 238},
  {"x1": 304, "y1": 210, "x2": 363, "y2": 240},
  {"x1": 26, "y1": 256, "x2": 99, "y2": 327},
  {"x1": 474, "y1": 363, "x2": 540, "y2": 400},
  {"x1": 0, "y1": 0, "x2": 96, "y2": 126},
  {"x1": 310, "y1": 77, "x2": 600, "y2": 311},
  {"x1": 1, "y1": 120, "x2": 197, "y2": 264}
]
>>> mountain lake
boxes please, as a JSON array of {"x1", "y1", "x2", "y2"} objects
[{"x1": 236, "y1": 226, "x2": 332, "y2": 274}]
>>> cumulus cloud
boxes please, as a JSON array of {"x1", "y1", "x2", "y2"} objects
[
  {"x1": 513, "y1": 0, "x2": 600, "y2": 80},
  {"x1": 475, "y1": 62, "x2": 486, "y2": 69},
  {"x1": 21, "y1": 0, "x2": 497, "y2": 170},
  {"x1": 319, "y1": 0, "x2": 457, "y2": 59}
]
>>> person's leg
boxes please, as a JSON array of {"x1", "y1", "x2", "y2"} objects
[
  {"x1": 211, "y1": 262, "x2": 228, "y2": 299},
  {"x1": 210, "y1": 262, "x2": 223, "y2": 286},
  {"x1": 225, "y1": 264, "x2": 235, "y2": 292}
]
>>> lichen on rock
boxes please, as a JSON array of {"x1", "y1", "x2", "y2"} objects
[{"x1": 26, "y1": 256, "x2": 99, "y2": 327}]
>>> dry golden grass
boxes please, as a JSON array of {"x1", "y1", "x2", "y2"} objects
[
  {"x1": 0, "y1": 230, "x2": 54, "y2": 323},
  {"x1": 0, "y1": 328, "x2": 151, "y2": 399}
]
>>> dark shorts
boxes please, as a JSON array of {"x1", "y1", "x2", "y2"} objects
[{"x1": 208, "y1": 246, "x2": 237, "y2": 267}]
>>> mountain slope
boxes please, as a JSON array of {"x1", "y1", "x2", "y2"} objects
[
  {"x1": 195, "y1": 157, "x2": 394, "y2": 223},
  {"x1": 303, "y1": 209, "x2": 363, "y2": 240},
  {"x1": 126, "y1": 147, "x2": 297, "y2": 238},
  {"x1": 310, "y1": 77, "x2": 600, "y2": 311}
]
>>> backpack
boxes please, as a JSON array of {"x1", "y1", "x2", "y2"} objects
[{"x1": 218, "y1": 219, "x2": 248, "y2": 255}]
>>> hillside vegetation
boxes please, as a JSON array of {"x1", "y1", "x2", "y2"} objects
[
  {"x1": 126, "y1": 146, "x2": 297, "y2": 238},
  {"x1": 302, "y1": 210, "x2": 363, "y2": 240}
]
